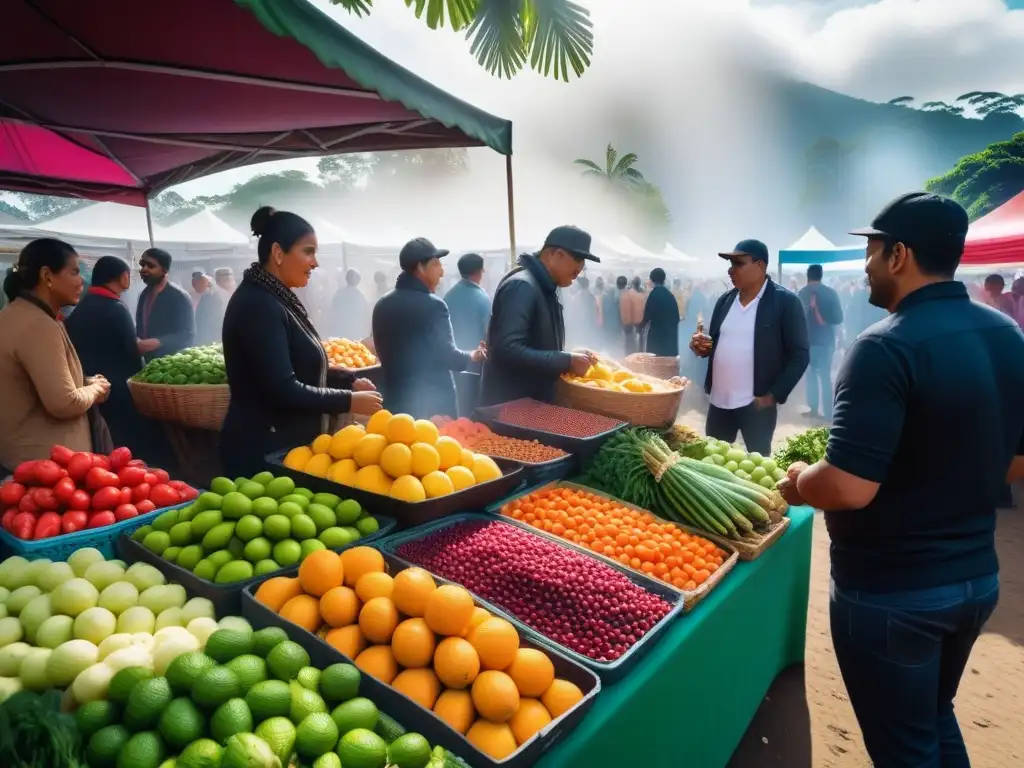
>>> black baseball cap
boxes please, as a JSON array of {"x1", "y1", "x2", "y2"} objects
[
  {"x1": 399, "y1": 237, "x2": 449, "y2": 269},
  {"x1": 719, "y1": 239, "x2": 770, "y2": 265},
  {"x1": 543, "y1": 225, "x2": 601, "y2": 263},
  {"x1": 850, "y1": 192, "x2": 968, "y2": 249}
]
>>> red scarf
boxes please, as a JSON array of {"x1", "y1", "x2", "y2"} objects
[{"x1": 88, "y1": 286, "x2": 120, "y2": 300}]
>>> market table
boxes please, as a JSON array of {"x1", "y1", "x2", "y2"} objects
[{"x1": 538, "y1": 505, "x2": 815, "y2": 768}]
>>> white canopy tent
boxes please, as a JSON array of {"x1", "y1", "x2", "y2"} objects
[
  {"x1": 662, "y1": 242, "x2": 698, "y2": 263},
  {"x1": 157, "y1": 209, "x2": 248, "y2": 245}
]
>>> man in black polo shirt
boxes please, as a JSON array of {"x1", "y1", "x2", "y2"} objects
[{"x1": 777, "y1": 192, "x2": 1024, "y2": 766}]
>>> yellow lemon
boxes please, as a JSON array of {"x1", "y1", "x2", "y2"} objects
[
  {"x1": 435, "y1": 436, "x2": 463, "y2": 471},
  {"x1": 410, "y1": 442, "x2": 441, "y2": 477},
  {"x1": 311, "y1": 433, "x2": 333, "y2": 455},
  {"x1": 446, "y1": 465, "x2": 476, "y2": 491},
  {"x1": 413, "y1": 419, "x2": 439, "y2": 445},
  {"x1": 366, "y1": 409, "x2": 393, "y2": 435},
  {"x1": 385, "y1": 413, "x2": 418, "y2": 445},
  {"x1": 329, "y1": 424, "x2": 365, "y2": 460},
  {"x1": 283, "y1": 445, "x2": 313, "y2": 471},
  {"x1": 471, "y1": 454, "x2": 502, "y2": 484},
  {"x1": 459, "y1": 448, "x2": 476, "y2": 470},
  {"x1": 328, "y1": 458, "x2": 358, "y2": 486},
  {"x1": 612, "y1": 370, "x2": 633, "y2": 383},
  {"x1": 355, "y1": 465, "x2": 392, "y2": 496},
  {"x1": 421, "y1": 470, "x2": 455, "y2": 498},
  {"x1": 390, "y1": 475, "x2": 427, "y2": 502},
  {"x1": 380, "y1": 443, "x2": 413, "y2": 478},
  {"x1": 304, "y1": 452, "x2": 333, "y2": 478},
  {"x1": 353, "y1": 433, "x2": 388, "y2": 467}
]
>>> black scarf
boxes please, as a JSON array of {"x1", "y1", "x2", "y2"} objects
[{"x1": 242, "y1": 263, "x2": 321, "y2": 340}]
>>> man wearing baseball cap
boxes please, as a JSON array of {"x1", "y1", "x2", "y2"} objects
[
  {"x1": 689, "y1": 238, "x2": 809, "y2": 454},
  {"x1": 480, "y1": 225, "x2": 601, "y2": 406},
  {"x1": 372, "y1": 237, "x2": 485, "y2": 418},
  {"x1": 776, "y1": 192, "x2": 1024, "y2": 765}
]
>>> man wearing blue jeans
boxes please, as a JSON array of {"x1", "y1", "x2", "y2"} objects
[
  {"x1": 778, "y1": 192, "x2": 1024, "y2": 767},
  {"x1": 798, "y1": 264, "x2": 843, "y2": 420}
]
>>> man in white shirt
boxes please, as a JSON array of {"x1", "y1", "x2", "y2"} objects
[{"x1": 690, "y1": 239, "x2": 809, "y2": 454}]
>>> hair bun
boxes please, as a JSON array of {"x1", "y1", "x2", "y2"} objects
[{"x1": 250, "y1": 206, "x2": 277, "y2": 238}]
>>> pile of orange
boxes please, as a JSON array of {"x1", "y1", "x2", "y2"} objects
[
  {"x1": 501, "y1": 486, "x2": 727, "y2": 592},
  {"x1": 322, "y1": 337, "x2": 378, "y2": 369},
  {"x1": 254, "y1": 548, "x2": 585, "y2": 759}
]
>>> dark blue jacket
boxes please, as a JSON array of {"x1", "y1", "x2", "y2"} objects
[
  {"x1": 135, "y1": 282, "x2": 195, "y2": 361},
  {"x1": 643, "y1": 284, "x2": 680, "y2": 356},
  {"x1": 444, "y1": 278, "x2": 491, "y2": 351},
  {"x1": 220, "y1": 279, "x2": 354, "y2": 477},
  {"x1": 704, "y1": 279, "x2": 809, "y2": 404},
  {"x1": 797, "y1": 282, "x2": 844, "y2": 347},
  {"x1": 372, "y1": 272, "x2": 471, "y2": 419}
]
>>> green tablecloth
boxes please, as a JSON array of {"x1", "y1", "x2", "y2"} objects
[{"x1": 538, "y1": 505, "x2": 815, "y2": 768}]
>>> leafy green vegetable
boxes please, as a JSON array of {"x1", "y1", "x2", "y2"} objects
[
  {"x1": 0, "y1": 690, "x2": 86, "y2": 768},
  {"x1": 773, "y1": 426, "x2": 830, "y2": 470}
]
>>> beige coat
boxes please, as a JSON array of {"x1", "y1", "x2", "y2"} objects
[{"x1": 0, "y1": 297, "x2": 95, "y2": 469}]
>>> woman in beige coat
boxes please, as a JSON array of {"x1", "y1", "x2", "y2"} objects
[{"x1": 0, "y1": 238, "x2": 111, "y2": 472}]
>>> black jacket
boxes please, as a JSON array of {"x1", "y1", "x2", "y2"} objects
[
  {"x1": 643, "y1": 284, "x2": 680, "y2": 356},
  {"x1": 479, "y1": 254, "x2": 571, "y2": 406},
  {"x1": 220, "y1": 279, "x2": 354, "y2": 477},
  {"x1": 135, "y1": 282, "x2": 195, "y2": 361},
  {"x1": 704, "y1": 279, "x2": 809, "y2": 404},
  {"x1": 371, "y1": 272, "x2": 471, "y2": 419},
  {"x1": 194, "y1": 289, "x2": 225, "y2": 346}
]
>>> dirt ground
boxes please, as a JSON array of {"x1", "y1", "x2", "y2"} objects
[{"x1": 674, "y1": 397, "x2": 1024, "y2": 768}]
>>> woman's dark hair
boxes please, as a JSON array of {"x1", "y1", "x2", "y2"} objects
[
  {"x1": 250, "y1": 206, "x2": 315, "y2": 265},
  {"x1": 3, "y1": 238, "x2": 77, "y2": 303},
  {"x1": 92, "y1": 255, "x2": 130, "y2": 287}
]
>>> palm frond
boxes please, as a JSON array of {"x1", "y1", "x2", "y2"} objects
[
  {"x1": 579, "y1": 169, "x2": 608, "y2": 180},
  {"x1": 887, "y1": 96, "x2": 914, "y2": 106},
  {"x1": 955, "y1": 91, "x2": 986, "y2": 103},
  {"x1": 621, "y1": 167, "x2": 646, "y2": 184},
  {"x1": 611, "y1": 152, "x2": 639, "y2": 177},
  {"x1": 328, "y1": 0, "x2": 374, "y2": 18},
  {"x1": 573, "y1": 158, "x2": 605, "y2": 175},
  {"x1": 522, "y1": 0, "x2": 594, "y2": 82},
  {"x1": 404, "y1": 0, "x2": 477, "y2": 30},
  {"x1": 604, "y1": 143, "x2": 618, "y2": 175},
  {"x1": 465, "y1": 0, "x2": 527, "y2": 79}
]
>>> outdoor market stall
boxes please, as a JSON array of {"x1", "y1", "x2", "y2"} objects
[
  {"x1": 961, "y1": 189, "x2": 1024, "y2": 266},
  {"x1": 777, "y1": 226, "x2": 866, "y2": 279}
]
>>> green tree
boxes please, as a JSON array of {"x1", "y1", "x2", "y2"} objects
[
  {"x1": 574, "y1": 144, "x2": 645, "y2": 188},
  {"x1": 887, "y1": 96, "x2": 914, "y2": 107},
  {"x1": 921, "y1": 101, "x2": 965, "y2": 116},
  {"x1": 925, "y1": 131, "x2": 1024, "y2": 220},
  {"x1": 328, "y1": 0, "x2": 594, "y2": 81},
  {"x1": 10, "y1": 193, "x2": 86, "y2": 222},
  {"x1": 151, "y1": 190, "x2": 203, "y2": 225},
  {"x1": 0, "y1": 201, "x2": 29, "y2": 221},
  {"x1": 209, "y1": 170, "x2": 324, "y2": 230},
  {"x1": 317, "y1": 154, "x2": 375, "y2": 190},
  {"x1": 956, "y1": 91, "x2": 1024, "y2": 117}
]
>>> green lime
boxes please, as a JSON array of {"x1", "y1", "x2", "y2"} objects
[
  {"x1": 319, "y1": 664, "x2": 360, "y2": 704},
  {"x1": 226, "y1": 537, "x2": 245, "y2": 559},
  {"x1": 313, "y1": 754, "x2": 342, "y2": 768},
  {"x1": 195, "y1": 491, "x2": 225, "y2": 513},
  {"x1": 355, "y1": 517, "x2": 379, "y2": 537},
  {"x1": 237, "y1": 481, "x2": 266, "y2": 500},
  {"x1": 263, "y1": 515, "x2": 290, "y2": 541},
  {"x1": 251, "y1": 497, "x2": 278, "y2": 519},
  {"x1": 225, "y1": 654, "x2": 267, "y2": 694},
  {"x1": 176, "y1": 737, "x2": 223, "y2": 768},
  {"x1": 295, "y1": 712, "x2": 339, "y2": 758},
  {"x1": 116, "y1": 731, "x2": 166, "y2": 768},
  {"x1": 143, "y1": 531, "x2": 171, "y2": 555},
  {"x1": 109, "y1": 667, "x2": 154, "y2": 704},
  {"x1": 251, "y1": 471, "x2": 275, "y2": 486},
  {"x1": 131, "y1": 525, "x2": 152, "y2": 543},
  {"x1": 266, "y1": 640, "x2": 309, "y2": 681},
  {"x1": 305, "y1": 504, "x2": 336, "y2": 533},
  {"x1": 264, "y1": 476, "x2": 295, "y2": 500},
  {"x1": 272, "y1": 540, "x2": 302, "y2": 567},
  {"x1": 158, "y1": 697, "x2": 206, "y2": 750},
  {"x1": 289, "y1": 680, "x2": 327, "y2": 723},
  {"x1": 278, "y1": 494, "x2": 309, "y2": 510},
  {"x1": 221, "y1": 493, "x2": 253, "y2": 520},
  {"x1": 252, "y1": 626, "x2": 289, "y2": 658},
  {"x1": 210, "y1": 698, "x2": 253, "y2": 744},
  {"x1": 329, "y1": 697, "x2": 379, "y2": 734},
  {"x1": 214, "y1": 560, "x2": 254, "y2": 584},
  {"x1": 387, "y1": 733, "x2": 432, "y2": 768},
  {"x1": 207, "y1": 550, "x2": 234, "y2": 569},
  {"x1": 311, "y1": 493, "x2": 341, "y2": 508},
  {"x1": 151, "y1": 510, "x2": 179, "y2": 532},
  {"x1": 276, "y1": 502, "x2": 304, "y2": 519},
  {"x1": 232, "y1": 477, "x2": 249, "y2": 489},
  {"x1": 297, "y1": 666, "x2": 321, "y2": 691},
  {"x1": 340, "y1": 526, "x2": 361, "y2": 543},
  {"x1": 177, "y1": 504, "x2": 197, "y2": 523},
  {"x1": 336, "y1": 728, "x2": 387, "y2": 768},
  {"x1": 176, "y1": 545, "x2": 204, "y2": 571},
  {"x1": 87, "y1": 725, "x2": 130, "y2": 768},
  {"x1": 205, "y1": 629, "x2": 255, "y2": 663},
  {"x1": 192, "y1": 666, "x2": 242, "y2": 710},
  {"x1": 293, "y1": 487, "x2": 314, "y2": 499},
  {"x1": 202, "y1": 522, "x2": 237, "y2": 551},
  {"x1": 245, "y1": 679, "x2": 291, "y2": 720},
  {"x1": 243, "y1": 537, "x2": 272, "y2": 562},
  {"x1": 254, "y1": 717, "x2": 296, "y2": 765},
  {"x1": 300, "y1": 539, "x2": 326, "y2": 560},
  {"x1": 190, "y1": 510, "x2": 223, "y2": 537},
  {"x1": 235, "y1": 515, "x2": 263, "y2": 542},
  {"x1": 209, "y1": 478, "x2": 236, "y2": 497},
  {"x1": 318, "y1": 527, "x2": 355, "y2": 549},
  {"x1": 193, "y1": 559, "x2": 216, "y2": 580},
  {"x1": 166, "y1": 652, "x2": 217, "y2": 696},
  {"x1": 162, "y1": 546, "x2": 182, "y2": 562},
  {"x1": 76, "y1": 700, "x2": 120, "y2": 740},
  {"x1": 169, "y1": 522, "x2": 194, "y2": 547},
  {"x1": 335, "y1": 499, "x2": 362, "y2": 526},
  {"x1": 125, "y1": 676, "x2": 173, "y2": 731},
  {"x1": 254, "y1": 560, "x2": 280, "y2": 576},
  {"x1": 290, "y1": 514, "x2": 317, "y2": 541}
]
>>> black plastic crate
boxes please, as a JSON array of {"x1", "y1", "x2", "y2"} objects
[
  {"x1": 378, "y1": 513, "x2": 685, "y2": 683},
  {"x1": 115, "y1": 513, "x2": 394, "y2": 615},
  {"x1": 264, "y1": 451, "x2": 524, "y2": 529},
  {"x1": 240, "y1": 552, "x2": 601, "y2": 768}
]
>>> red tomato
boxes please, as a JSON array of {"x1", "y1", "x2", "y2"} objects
[
  {"x1": 17, "y1": 494, "x2": 39, "y2": 515},
  {"x1": 1, "y1": 509, "x2": 16, "y2": 532},
  {"x1": 67, "y1": 453, "x2": 94, "y2": 482},
  {"x1": 32, "y1": 460, "x2": 63, "y2": 487},
  {"x1": 131, "y1": 483, "x2": 151, "y2": 504},
  {"x1": 87, "y1": 511, "x2": 116, "y2": 528},
  {"x1": 12, "y1": 511, "x2": 35, "y2": 539},
  {"x1": 91, "y1": 454, "x2": 112, "y2": 471},
  {"x1": 114, "y1": 504, "x2": 139, "y2": 521},
  {"x1": 119, "y1": 487, "x2": 132, "y2": 505},
  {"x1": 13, "y1": 461, "x2": 37, "y2": 485},
  {"x1": 109, "y1": 447, "x2": 132, "y2": 472},
  {"x1": 33, "y1": 511, "x2": 61, "y2": 540},
  {"x1": 125, "y1": 459, "x2": 147, "y2": 469},
  {"x1": 91, "y1": 486, "x2": 123, "y2": 511},
  {"x1": 168, "y1": 480, "x2": 187, "y2": 492},
  {"x1": 85, "y1": 467, "x2": 120, "y2": 491},
  {"x1": 50, "y1": 445, "x2": 74, "y2": 467},
  {"x1": 178, "y1": 486, "x2": 198, "y2": 502},
  {"x1": 135, "y1": 499, "x2": 156, "y2": 514},
  {"x1": 118, "y1": 466, "x2": 147, "y2": 487},
  {"x1": 151, "y1": 469, "x2": 171, "y2": 485},
  {"x1": 143, "y1": 472, "x2": 158, "y2": 486},
  {"x1": 53, "y1": 477, "x2": 77, "y2": 504},
  {"x1": 0, "y1": 481, "x2": 26, "y2": 507},
  {"x1": 68, "y1": 489, "x2": 92, "y2": 511},
  {"x1": 31, "y1": 487, "x2": 60, "y2": 511},
  {"x1": 150, "y1": 484, "x2": 180, "y2": 509},
  {"x1": 61, "y1": 510, "x2": 88, "y2": 534}
]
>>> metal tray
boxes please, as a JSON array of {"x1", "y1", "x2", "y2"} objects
[
  {"x1": 377, "y1": 513, "x2": 685, "y2": 682},
  {"x1": 240, "y1": 552, "x2": 601, "y2": 768}
]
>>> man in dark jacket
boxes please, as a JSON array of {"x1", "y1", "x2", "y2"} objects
[
  {"x1": 642, "y1": 267, "x2": 680, "y2": 356},
  {"x1": 444, "y1": 253, "x2": 491, "y2": 353},
  {"x1": 798, "y1": 264, "x2": 844, "y2": 420},
  {"x1": 690, "y1": 239, "x2": 809, "y2": 454},
  {"x1": 136, "y1": 248, "x2": 195, "y2": 361},
  {"x1": 479, "y1": 226, "x2": 599, "y2": 406},
  {"x1": 372, "y1": 238, "x2": 485, "y2": 419},
  {"x1": 192, "y1": 271, "x2": 225, "y2": 346}
]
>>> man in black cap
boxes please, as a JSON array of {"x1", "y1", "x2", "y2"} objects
[
  {"x1": 371, "y1": 238, "x2": 485, "y2": 418},
  {"x1": 689, "y1": 238, "x2": 808, "y2": 454},
  {"x1": 136, "y1": 247, "x2": 195, "y2": 361},
  {"x1": 479, "y1": 225, "x2": 600, "y2": 406},
  {"x1": 777, "y1": 192, "x2": 1024, "y2": 767}
]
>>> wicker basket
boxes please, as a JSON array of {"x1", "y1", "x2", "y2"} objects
[
  {"x1": 555, "y1": 372, "x2": 685, "y2": 427},
  {"x1": 625, "y1": 353, "x2": 680, "y2": 380},
  {"x1": 128, "y1": 379, "x2": 230, "y2": 430}
]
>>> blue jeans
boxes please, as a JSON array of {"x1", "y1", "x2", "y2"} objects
[
  {"x1": 830, "y1": 574, "x2": 999, "y2": 767},
  {"x1": 806, "y1": 344, "x2": 834, "y2": 417}
]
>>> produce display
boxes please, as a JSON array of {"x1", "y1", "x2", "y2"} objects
[
  {"x1": 772, "y1": 426, "x2": 829, "y2": 470},
  {"x1": 500, "y1": 486, "x2": 728, "y2": 592},
  {"x1": 128, "y1": 473, "x2": 383, "y2": 583},
  {"x1": 431, "y1": 417, "x2": 568, "y2": 464},
  {"x1": 281, "y1": 412, "x2": 503, "y2": 503},
  {"x1": 0, "y1": 689, "x2": 85, "y2": 768},
  {"x1": 0, "y1": 446, "x2": 197, "y2": 541},
  {"x1": 561, "y1": 360, "x2": 678, "y2": 393},
  {"x1": 255, "y1": 547, "x2": 585, "y2": 760},
  {"x1": 322, "y1": 338, "x2": 378, "y2": 369},
  {"x1": 484, "y1": 399, "x2": 625, "y2": 439},
  {"x1": 395, "y1": 520, "x2": 673, "y2": 663},
  {"x1": 660, "y1": 423, "x2": 708, "y2": 460},
  {"x1": 132, "y1": 344, "x2": 226, "y2": 386}
]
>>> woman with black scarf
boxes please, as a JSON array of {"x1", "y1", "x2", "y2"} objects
[{"x1": 219, "y1": 207, "x2": 383, "y2": 477}]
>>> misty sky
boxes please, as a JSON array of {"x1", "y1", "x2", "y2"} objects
[{"x1": 171, "y1": 0, "x2": 1024, "y2": 199}]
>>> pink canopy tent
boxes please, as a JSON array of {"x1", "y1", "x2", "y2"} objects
[
  {"x1": 961, "y1": 190, "x2": 1024, "y2": 266},
  {"x1": 0, "y1": 0, "x2": 515, "y2": 248}
]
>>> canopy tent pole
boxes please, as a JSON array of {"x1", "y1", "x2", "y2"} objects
[
  {"x1": 506, "y1": 155, "x2": 517, "y2": 268},
  {"x1": 144, "y1": 199, "x2": 155, "y2": 247}
]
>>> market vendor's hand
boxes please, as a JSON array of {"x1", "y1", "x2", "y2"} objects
[
  {"x1": 470, "y1": 345, "x2": 487, "y2": 364},
  {"x1": 568, "y1": 352, "x2": 594, "y2": 376},
  {"x1": 350, "y1": 390, "x2": 384, "y2": 416},
  {"x1": 690, "y1": 333, "x2": 712, "y2": 358},
  {"x1": 352, "y1": 378, "x2": 376, "y2": 392},
  {"x1": 754, "y1": 393, "x2": 776, "y2": 410},
  {"x1": 137, "y1": 338, "x2": 161, "y2": 354},
  {"x1": 776, "y1": 461, "x2": 809, "y2": 506},
  {"x1": 89, "y1": 376, "x2": 111, "y2": 403}
]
